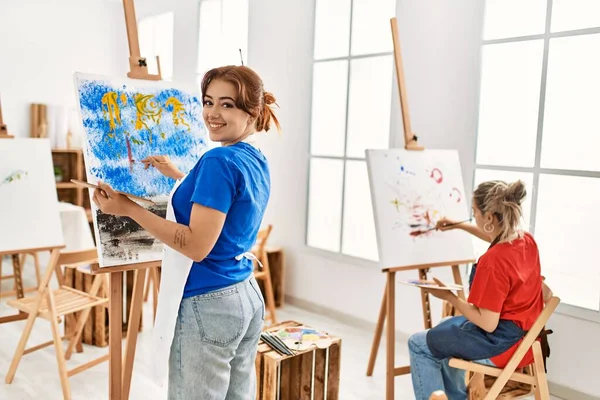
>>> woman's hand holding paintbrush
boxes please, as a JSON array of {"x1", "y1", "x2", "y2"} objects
[
  {"x1": 435, "y1": 217, "x2": 471, "y2": 232},
  {"x1": 141, "y1": 155, "x2": 185, "y2": 180}
]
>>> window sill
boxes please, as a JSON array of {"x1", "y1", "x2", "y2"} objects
[
  {"x1": 302, "y1": 245, "x2": 380, "y2": 271},
  {"x1": 554, "y1": 302, "x2": 600, "y2": 324}
]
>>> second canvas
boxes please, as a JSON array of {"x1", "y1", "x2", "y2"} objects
[{"x1": 74, "y1": 72, "x2": 211, "y2": 268}]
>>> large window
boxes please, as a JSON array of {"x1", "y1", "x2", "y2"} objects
[
  {"x1": 306, "y1": 0, "x2": 396, "y2": 261},
  {"x1": 476, "y1": 0, "x2": 600, "y2": 316},
  {"x1": 197, "y1": 0, "x2": 249, "y2": 82},
  {"x1": 139, "y1": 12, "x2": 174, "y2": 80}
]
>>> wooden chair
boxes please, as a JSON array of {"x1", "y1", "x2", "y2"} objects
[
  {"x1": 448, "y1": 296, "x2": 560, "y2": 400},
  {"x1": 252, "y1": 224, "x2": 277, "y2": 324},
  {"x1": 0, "y1": 252, "x2": 41, "y2": 298},
  {"x1": 4, "y1": 248, "x2": 110, "y2": 400}
]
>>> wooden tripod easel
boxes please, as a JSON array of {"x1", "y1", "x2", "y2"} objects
[
  {"x1": 90, "y1": 1, "x2": 162, "y2": 399},
  {"x1": 365, "y1": 18, "x2": 475, "y2": 400}
]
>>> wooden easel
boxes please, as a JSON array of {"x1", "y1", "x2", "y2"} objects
[
  {"x1": 365, "y1": 18, "x2": 476, "y2": 400},
  {"x1": 0, "y1": 94, "x2": 14, "y2": 139},
  {"x1": 89, "y1": 1, "x2": 162, "y2": 399}
]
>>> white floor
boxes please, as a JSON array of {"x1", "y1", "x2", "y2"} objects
[{"x1": 0, "y1": 258, "x2": 562, "y2": 400}]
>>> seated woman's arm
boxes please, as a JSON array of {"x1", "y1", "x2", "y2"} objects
[
  {"x1": 446, "y1": 295, "x2": 500, "y2": 333},
  {"x1": 542, "y1": 276, "x2": 553, "y2": 303}
]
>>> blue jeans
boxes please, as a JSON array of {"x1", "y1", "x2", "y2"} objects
[
  {"x1": 408, "y1": 330, "x2": 495, "y2": 400},
  {"x1": 168, "y1": 276, "x2": 265, "y2": 400}
]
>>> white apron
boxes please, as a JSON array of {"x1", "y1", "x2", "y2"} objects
[
  {"x1": 149, "y1": 177, "x2": 261, "y2": 386},
  {"x1": 150, "y1": 177, "x2": 194, "y2": 386}
]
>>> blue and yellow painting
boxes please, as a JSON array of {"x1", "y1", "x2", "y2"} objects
[{"x1": 75, "y1": 73, "x2": 210, "y2": 267}]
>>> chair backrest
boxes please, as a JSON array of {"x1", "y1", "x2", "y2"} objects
[
  {"x1": 498, "y1": 297, "x2": 560, "y2": 373},
  {"x1": 255, "y1": 225, "x2": 273, "y2": 255}
]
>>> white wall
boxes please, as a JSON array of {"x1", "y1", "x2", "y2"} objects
[
  {"x1": 0, "y1": 0, "x2": 128, "y2": 139},
  {"x1": 248, "y1": 0, "x2": 599, "y2": 397}
]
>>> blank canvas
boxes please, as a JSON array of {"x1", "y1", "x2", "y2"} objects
[
  {"x1": 0, "y1": 138, "x2": 64, "y2": 252},
  {"x1": 366, "y1": 148, "x2": 475, "y2": 268}
]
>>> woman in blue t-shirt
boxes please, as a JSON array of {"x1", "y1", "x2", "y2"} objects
[{"x1": 92, "y1": 65, "x2": 280, "y2": 399}]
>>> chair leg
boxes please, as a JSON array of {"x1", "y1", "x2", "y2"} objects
[
  {"x1": 5, "y1": 311, "x2": 38, "y2": 383},
  {"x1": 50, "y1": 314, "x2": 72, "y2": 400},
  {"x1": 151, "y1": 267, "x2": 159, "y2": 323},
  {"x1": 532, "y1": 341, "x2": 550, "y2": 400},
  {"x1": 263, "y1": 268, "x2": 277, "y2": 324},
  {"x1": 143, "y1": 267, "x2": 151, "y2": 302}
]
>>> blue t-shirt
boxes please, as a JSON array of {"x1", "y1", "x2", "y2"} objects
[{"x1": 171, "y1": 141, "x2": 270, "y2": 298}]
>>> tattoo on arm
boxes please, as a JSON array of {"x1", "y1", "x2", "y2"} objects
[{"x1": 174, "y1": 229, "x2": 187, "y2": 249}]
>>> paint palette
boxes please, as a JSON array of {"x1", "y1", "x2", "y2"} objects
[
  {"x1": 274, "y1": 326, "x2": 333, "y2": 351},
  {"x1": 399, "y1": 279, "x2": 464, "y2": 291}
]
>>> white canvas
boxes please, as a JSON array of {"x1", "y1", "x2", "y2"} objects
[
  {"x1": 73, "y1": 72, "x2": 211, "y2": 268},
  {"x1": 366, "y1": 148, "x2": 475, "y2": 268},
  {"x1": 0, "y1": 138, "x2": 64, "y2": 252}
]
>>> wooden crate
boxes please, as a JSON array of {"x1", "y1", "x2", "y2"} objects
[
  {"x1": 64, "y1": 267, "x2": 142, "y2": 347},
  {"x1": 255, "y1": 320, "x2": 341, "y2": 400}
]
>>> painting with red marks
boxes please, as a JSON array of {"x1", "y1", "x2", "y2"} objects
[{"x1": 366, "y1": 149, "x2": 474, "y2": 268}]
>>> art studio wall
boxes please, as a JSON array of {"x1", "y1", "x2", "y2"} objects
[
  {"x1": 247, "y1": 0, "x2": 600, "y2": 397},
  {"x1": 0, "y1": 0, "x2": 128, "y2": 139}
]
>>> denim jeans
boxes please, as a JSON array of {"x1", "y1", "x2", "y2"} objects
[
  {"x1": 408, "y1": 330, "x2": 495, "y2": 400},
  {"x1": 168, "y1": 275, "x2": 265, "y2": 400}
]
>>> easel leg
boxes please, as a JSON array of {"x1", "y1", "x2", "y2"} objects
[
  {"x1": 451, "y1": 265, "x2": 465, "y2": 301},
  {"x1": 110, "y1": 272, "x2": 123, "y2": 400},
  {"x1": 386, "y1": 271, "x2": 396, "y2": 400},
  {"x1": 122, "y1": 268, "x2": 147, "y2": 400},
  {"x1": 367, "y1": 282, "x2": 387, "y2": 376},
  {"x1": 0, "y1": 255, "x2": 28, "y2": 324},
  {"x1": 419, "y1": 269, "x2": 432, "y2": 329}
]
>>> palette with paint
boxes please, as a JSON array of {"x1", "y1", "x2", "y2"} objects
[
  {"x1": 399, "y1": 279, "x2": 464, "y2": 291},
  {"x1": 274, "y1": 326, "x2": 333, "y2": 351}
]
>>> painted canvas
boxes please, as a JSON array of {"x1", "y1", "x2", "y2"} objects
[
  {"x1": 74, "y1": 73, "x2": 211, "y2": 268},
  {"x1": 0, "y1": 138, "x2": 64, "y2": 252},
  {"x1": 366, "y1": 149, "x2": 474, "y2": 268}
]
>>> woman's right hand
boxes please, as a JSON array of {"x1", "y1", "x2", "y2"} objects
[
  {"x1": 141, "y1": 155, "x2": 185, "y2": 180},
  {"x1": 436, "y1": 217, "x2": 460, "y2": 231}
]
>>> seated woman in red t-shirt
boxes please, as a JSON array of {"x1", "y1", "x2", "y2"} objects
[{"x1": 407, "y1": 180, "x2": 552, "y2": 400}]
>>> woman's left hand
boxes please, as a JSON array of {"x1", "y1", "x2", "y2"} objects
[
  {"x1": 92, "y1": 182, "x2": 136, "y2": 217},
  {"x1": 424, "y1": 277, "x2": 457, "y2": 302}
]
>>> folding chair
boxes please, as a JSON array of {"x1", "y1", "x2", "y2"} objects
[
  {"x1": 4, "y1": 248, "x2": 110, "y2": 400},
  {"x1": 252, "y1": 224, "x2": 277, "y2": 324},
  {"x1": 449, "y1": 296, "x2": 560, "y2": 400}
]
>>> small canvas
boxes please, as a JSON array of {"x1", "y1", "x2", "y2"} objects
[
  {"x1": 74, "y1": 73, "x2": 211, "y2": 268},
  {"x1": 0, "y1": 139, "x2": 64, "y2": 252},
  {"x1": 366, "y1": 148, "x2": 474, "y2": 268}
]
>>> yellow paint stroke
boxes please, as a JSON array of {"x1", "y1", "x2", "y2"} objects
[
  {"x1": 101, "y1": 92, "x2": 125, "y2": 132},
  {"x1": 390, "y1": 198, "x2": 403, "y2": 212},
  {"x1": 134, "y1": 94, "x2": 163, "y2": 143},
  {"x1": 166, "y1": 97, "x2": 190, "y2": 131}
]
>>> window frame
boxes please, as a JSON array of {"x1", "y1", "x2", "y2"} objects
[
  {"x1": 474, "y1": 0, "x2": 600, "y2": 322},
  {"x1": 304, "y1": 0, "x2": 396, "y2": 263}
]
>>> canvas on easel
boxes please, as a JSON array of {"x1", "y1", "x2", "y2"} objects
[
  {"x1": 0, "y1": 139, "x2": 64, "y2": 252},
  {"x1": 366, "y1": 148, "x2": 475, "y2": 268},
  {"x1": 73, "y1": 73, "x2": 212, "y2": 268}
]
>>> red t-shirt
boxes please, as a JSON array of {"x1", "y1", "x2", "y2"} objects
[{"x1": 467, "y1": 232, "x2": 544, "y2": 368}]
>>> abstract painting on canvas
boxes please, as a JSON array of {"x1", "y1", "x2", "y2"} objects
[
  {"x1": 74, "y1": 73, "x2": 211, "y2": 268},
  {"x1": 366, "y1": 149, "x2": 474, "y2": 268},
  {"x1": 0, "y1": 138, "x2": 64, "y2": 252}
]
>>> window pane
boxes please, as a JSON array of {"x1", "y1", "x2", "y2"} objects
[
  {"x1": 221, "y1": 0, "x2": 248, "y2": 65},
  {"x1": 535, "y1": 174, "x2": 600, "y2": 311},
  {"x1": 342, "y1": 160, "x2": 378, "y2": 261},
  {"x1": 314, "y1": 0, "x2": 351, "y2": 60},
  {"x1": 476, "y1": 41, "x2": 543, "y2": 167},
  {"x1": 307, "y1": 159, "x2": 344, "y2": 252},
  {"x1": 541, "y1": 34, "x2": 600, "y2": 172},
  {"x1": 310, "y1": 60, "x2": 348, "y2": 157},
  {"x1": 473, "y1": 169, "x2": 534, "y2": 259},
  {"x1": 483, "y1": 0, "x2": 547, "y2": 40},
  {"x1": 346, "y1": 55, "x2": 393, "y2": 158},
  {"x1": 154, "y1": 12, "x2": 174, "y2": 80},
  {"x1": 350, "y1": 0, "x2": 395, "y2": 56},
  {"x1": 197, "y1": 1, "x2": 222, "y2": 75},
  {"x1": 551, "y1": 0, "x2": 600, "y2": 32}
]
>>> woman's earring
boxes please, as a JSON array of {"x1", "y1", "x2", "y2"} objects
[{"x1": 483, "y1": 222, "x2": 494, "y2": 233}]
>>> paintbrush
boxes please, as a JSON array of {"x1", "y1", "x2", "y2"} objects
[
  {"x1": 261, "y1": 333, "x2": 293, "y2": 356},
  {"x1": 412, "y1": 219, "x2": 471, "y2": 236}
]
